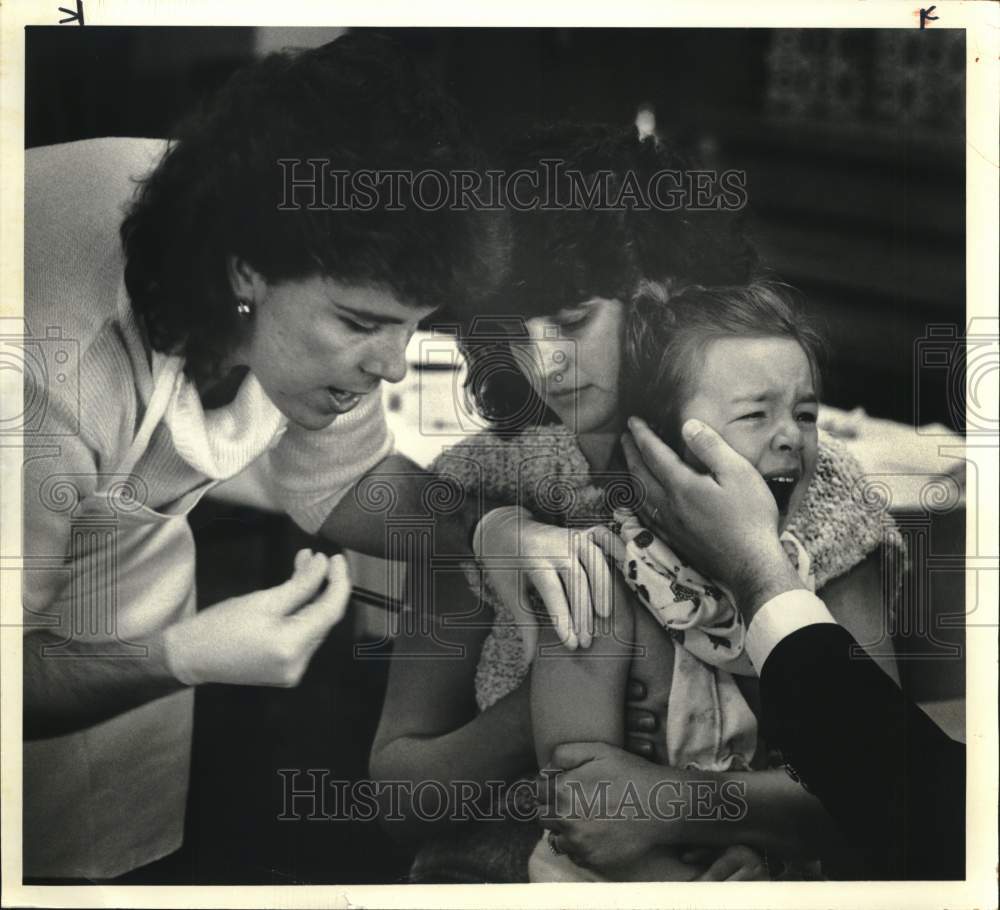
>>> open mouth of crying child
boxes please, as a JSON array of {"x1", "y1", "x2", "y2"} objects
[{"x1": 762, "y1": 469, "x2": 801, "y2": 516}]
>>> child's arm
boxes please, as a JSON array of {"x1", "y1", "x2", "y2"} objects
[
  {"x1": 627, "y1": 598, "x2": 678, "y2": 766},
  {"x1": 530, "y1": 574, "x2": 637, "y2": 768}
]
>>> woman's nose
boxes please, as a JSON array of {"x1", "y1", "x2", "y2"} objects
[{"x1": 363, "y1": 330, "x2": 409, "y2": 384}]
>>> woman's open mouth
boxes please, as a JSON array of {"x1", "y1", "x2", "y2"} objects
[
  {"x1": 325, "y1": 386, "x2": 365, "y2": 414},
  {"x1": 763, "y1": 470, "x2": 800, "y2": 514}
]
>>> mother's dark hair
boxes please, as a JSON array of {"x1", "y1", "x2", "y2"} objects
[
  {"x1": 456, "y1": 122, "x2": 758, "y2": 433},
  {"x1": 121, "y1": 32, "x2": 502, "y2": 382}
]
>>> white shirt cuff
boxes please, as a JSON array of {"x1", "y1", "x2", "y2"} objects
[{"x1": 745, "y1": 590, "x2": 837, "y2": 672}]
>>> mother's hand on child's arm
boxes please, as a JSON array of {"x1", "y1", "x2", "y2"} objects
[
  {"x1": 624, "y1": 678, "x2": 667, "y2": 761},
  {"x1": 533, "y1": 741, "x2": 685, "y2": 872},
  {"x1": 534, "y1": 741, "x2": 845, "y2": 868},
  {"x1": 474, "y1": 507, "x2": 623, "y2": 657}
]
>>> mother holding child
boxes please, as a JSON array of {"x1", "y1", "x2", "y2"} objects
[{"x1": 371, "y1": 123, "x2": 904, "y2": 882}]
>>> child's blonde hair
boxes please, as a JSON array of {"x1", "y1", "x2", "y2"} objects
[{"x1": 623, "y1": 279, "x2": 825, "y2": 448}]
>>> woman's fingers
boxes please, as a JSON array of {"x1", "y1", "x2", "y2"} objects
[
  {"x1": 508, "y1": 574, "x2": 540, "y2": 663},
  {"x1": 625, "y1": 736, "x2": 655, "y2": 758},
  {"x1": 624, "y1": 703, "x2": 658, "y2": 757},
  {"x1": 567, "y1": 532, "x2": 594, "y2": 648},
  {"x1": 679, "y1": 418, "x2": 751, "y2": 482},
  {"x1": 717, "y1": 856, "x2": 766, "y2": 881},
  {"x1": 726, "y1": 860, "x2": 767, "y2": 881},
  {"x1": 579, "y1": 528, "x2": 619, "y2": 619},
  {"x1": 588, "y1": 525, "x2": 626, "y2": 569},
  {"x1": 625, "y1": 707, "x2": 658, "y2": 734},
  {"x1": 695, "y1": 855, "x2": 738, "y2": 881},
  {"x1": 529, "y1": 567, "x2": 577, "y2": 650},
  {"x1": 273, "y1": 551, "x2": 329, "y2": 611},
  {"x1": 627, "y1": 416, "x2": 687, "y2": 481},
  {"x1": 621, "y1": 433, "x2": 669, "y2": 522},
  {"x1": 626, "y1": 677, "x2": 648, "y2": 701},
  {"x1": 694, "y1": 846, "x2": 767, "y2": 881},
  {"x1": 294, "y1": 553, "x2": 352, "y2": 637}
]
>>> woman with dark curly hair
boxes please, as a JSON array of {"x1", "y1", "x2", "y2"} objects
[
  {"x1": 21, "y1": 33, "x2": 505, "y2": 880},
  {"x1": 371, "y1": 124, "x2": 902, "y2": 882}
]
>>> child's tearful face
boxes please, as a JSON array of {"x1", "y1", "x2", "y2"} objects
[{"x1": 679, "y1": 336, "x2": 819, "y2": 531}]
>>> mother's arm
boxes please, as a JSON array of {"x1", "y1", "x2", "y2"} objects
[{"x1": 369, "y1": 568, "x2": 536, "y2": 841}]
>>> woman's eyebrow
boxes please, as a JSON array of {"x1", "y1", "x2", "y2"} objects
[
  {"x1": 555, "y1": 298, "x2": 600, "y2": 317},
  {"x1": 552, "y1": 304, "x2": 589, "y2": 320},
  {"x1": 334, "y1": 302, "x2": 407, "y2": 325}
]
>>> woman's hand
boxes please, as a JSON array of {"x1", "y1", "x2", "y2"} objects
[
  {"x1": 534, "y1": 741, "x2": 684, "y2": 871},
  {"x1": 163, "y1": 549, "x2": 350, "y2": 686},
  {"x1": 681, "y1": 845, "x2": 770, "y2": 881},
  {"x1": 474, "y1": 506, "x2": 622, "y2": 658},
  {"x1": 624, "y1": 678, "x2": 670, "y2": 764}
]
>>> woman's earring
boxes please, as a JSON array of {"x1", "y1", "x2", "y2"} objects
[{"x1": 235, "y1": 297, "x2": 253, "y2": 317}]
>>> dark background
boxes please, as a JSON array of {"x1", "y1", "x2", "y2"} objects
[{"x1": 24, "y1": 26, "x2": 968, "y2": 885}]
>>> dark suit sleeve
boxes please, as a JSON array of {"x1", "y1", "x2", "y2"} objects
[{"x1": 759, "y1": 623, "x2": 965, "y2": 879}]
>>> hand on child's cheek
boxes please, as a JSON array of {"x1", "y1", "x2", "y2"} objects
[{"x1": 680, "y1": 443, "x2": 708, "y2": 475}]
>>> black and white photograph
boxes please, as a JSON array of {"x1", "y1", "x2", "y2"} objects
[{"x1": 1, "y1": 3, "x2": 997, "y2": 907}]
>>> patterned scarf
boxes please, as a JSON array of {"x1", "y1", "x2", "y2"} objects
[{"x1": 613, "y1": 510, "x2": 815, "y2": 771}]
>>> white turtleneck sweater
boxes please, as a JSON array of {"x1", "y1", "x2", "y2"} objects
[{"x1": 21, "y1": 137, "x2": 392, "y2": 878}]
